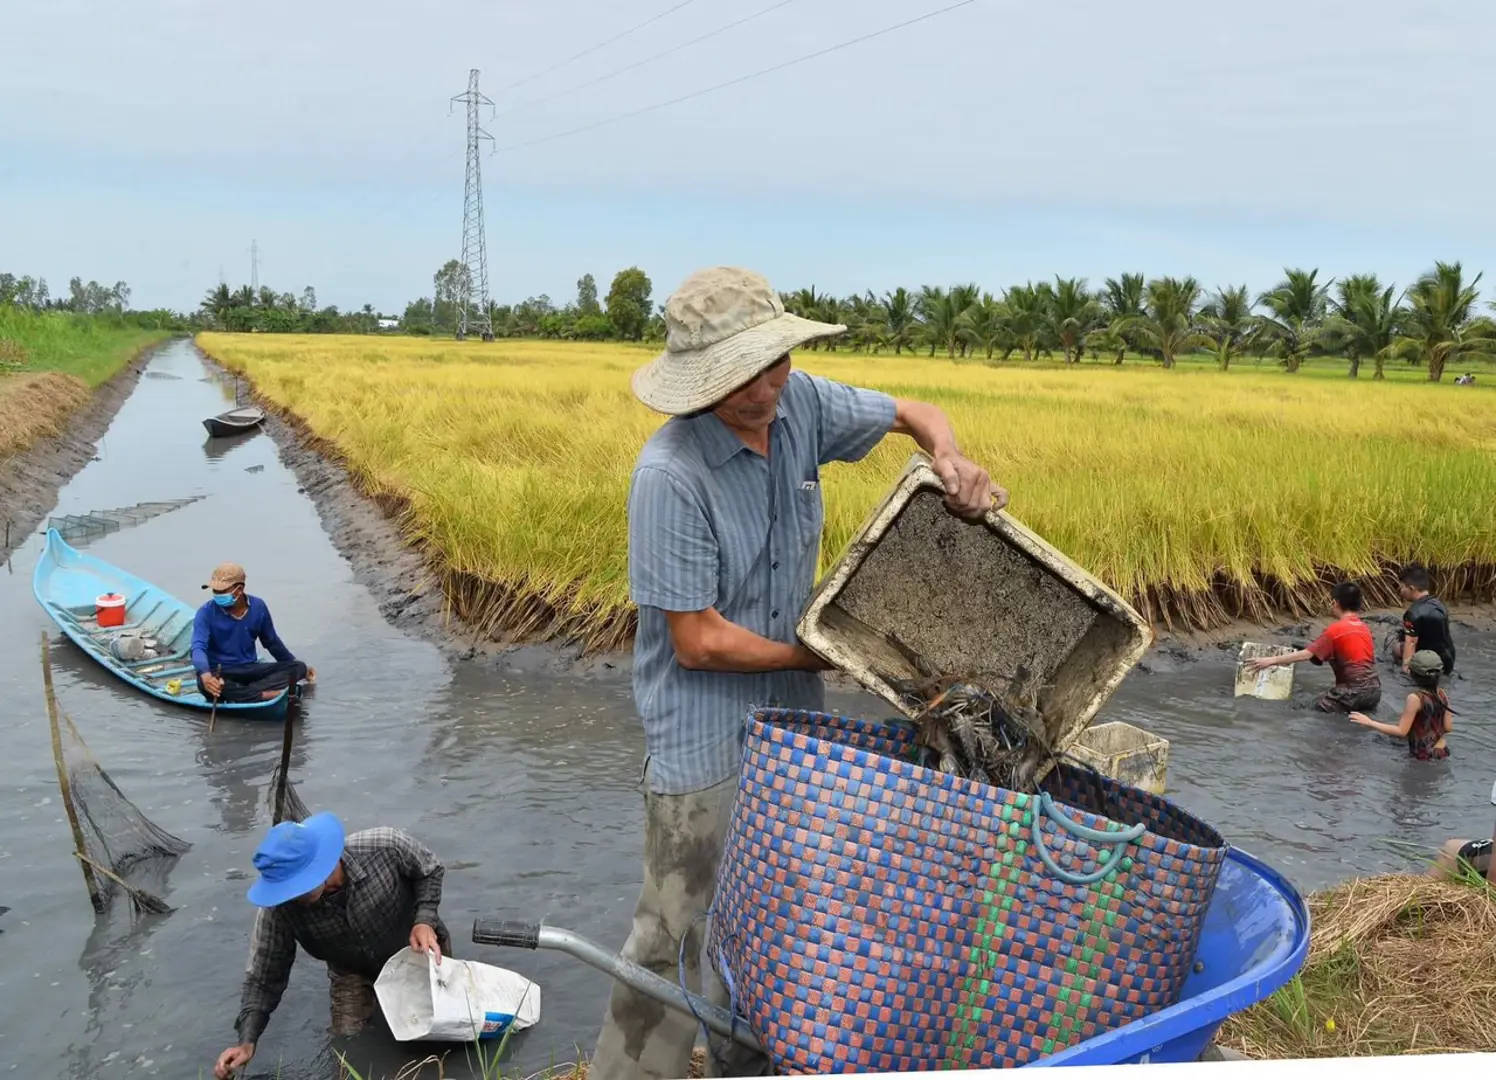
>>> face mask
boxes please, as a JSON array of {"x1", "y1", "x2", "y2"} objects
[{"x1": 213, "y1": 592, "x2": 236, "y2": 607}]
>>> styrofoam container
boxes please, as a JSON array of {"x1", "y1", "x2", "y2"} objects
[
  {"x1": 1235, "y1": 643, "x2": 1296, "y2": 699},
  {"x1": 798, "y1": 453, "x2": 1154, "y2": 775},
  {"x1": 1064, "y1": 720, "x2": 1171, "y2": 794}
]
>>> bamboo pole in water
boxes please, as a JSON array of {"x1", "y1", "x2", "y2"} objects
[
  {"x1": 41, "y1": 631, "x2": 103, "y2": 911},
  {"x1": 273, "y1": 708, "x2": 296, "y2": 825}
]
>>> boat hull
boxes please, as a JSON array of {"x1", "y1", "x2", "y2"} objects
[
  {"x1": 33, "y1": 528, "x2": 290, "y2": 721},
  {"x1": 202, "y1": 410, "x2": 265, "y2": 438}
]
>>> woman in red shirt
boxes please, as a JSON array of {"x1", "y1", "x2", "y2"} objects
[{"x1": 1245, "y1": 582, "x2": 1383, "y2": 713}]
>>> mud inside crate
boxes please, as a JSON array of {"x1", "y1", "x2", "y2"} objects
[{"x1": 809, "y1": 484, "x2": 1147, "y2": 753}]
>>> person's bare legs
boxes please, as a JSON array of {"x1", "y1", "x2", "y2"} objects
[{"x1": 1430, "y1": 835, "x2": 1494, "y2": 883}]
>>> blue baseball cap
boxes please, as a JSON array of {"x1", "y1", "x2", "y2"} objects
[{"x1": 246, "y1": 812, "x2": 346, "y2": 907}]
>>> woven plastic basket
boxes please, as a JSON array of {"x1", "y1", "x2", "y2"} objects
[{"x1": 708, "y1": 708, "x2": 1228, "y2": 1074}]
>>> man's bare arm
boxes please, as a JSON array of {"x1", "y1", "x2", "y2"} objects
[{"x1": 664, "y1": 608, "x2": 829, "y2": 673}]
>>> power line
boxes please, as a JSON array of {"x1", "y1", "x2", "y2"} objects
[
  {"x1": 494, "y1": 0, "x2": 707, "y2": 96},
  {"x1": 498, "y1": 0, "x2": 981, "y2": 153},
  {"x1": 496, "y1": 0, "x2": 804, "y2": 120}
]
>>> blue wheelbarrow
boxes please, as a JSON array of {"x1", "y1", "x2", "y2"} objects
[{"x1": 473, "y1": 845, "x2": 1309, "y2": 1069}]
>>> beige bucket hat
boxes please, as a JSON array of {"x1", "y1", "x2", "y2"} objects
[{"x1": 631, "y1": 266, "x2": 847, "y2": 415}]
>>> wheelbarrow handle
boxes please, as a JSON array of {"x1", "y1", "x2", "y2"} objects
[
  {"x1": 468, "y1": 918, "x2": 764, "y2": 1055},
  {"x1": 472, "y1": 919, "x2": 541, "y2": 950}
]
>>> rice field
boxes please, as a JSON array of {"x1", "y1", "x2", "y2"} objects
[{"x1": 195, "y1": 334, "x2": 1496, "y2": 650}]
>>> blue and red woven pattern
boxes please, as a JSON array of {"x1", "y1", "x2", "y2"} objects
[{"x1": 709, "y1": 708, "x2": 1228, "y2": 1074}]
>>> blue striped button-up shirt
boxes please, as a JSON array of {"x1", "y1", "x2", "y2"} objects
[{"x1": 627, "y1": 369, "x2": 897, "y2": 795}]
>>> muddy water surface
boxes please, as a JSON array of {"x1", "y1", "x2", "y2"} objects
[{"x1": 0, "y1": 341, "x2": 1492, "y2": 1080}]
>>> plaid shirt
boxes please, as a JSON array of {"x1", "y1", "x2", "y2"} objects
[{"x1": 234, "y1": 827, "x2": 446, "y2": 1045}]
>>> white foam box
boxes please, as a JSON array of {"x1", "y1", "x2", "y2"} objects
[
  {"x1": 1064, "y1": 720, "x2": 1171, "y2": 795},
  {"x1": 1235, "y1": 642, "x2": 1296, "y2": 700},
  {"x1": 798, "y1": 452, "x2": 1155, "y2": 779}
]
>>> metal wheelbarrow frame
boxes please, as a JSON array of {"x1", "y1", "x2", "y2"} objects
[{"x1": 472, "y1": 845, "x2": 1309, "y2": 1070}]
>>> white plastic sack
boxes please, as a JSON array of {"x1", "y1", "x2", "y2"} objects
[{"x1": 374, "y1": 949, "x2": 542, "y2": 1043}]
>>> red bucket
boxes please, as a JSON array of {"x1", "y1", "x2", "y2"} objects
[{"x1": 96, "y1": 592, "x2": 127, "y2": 628}]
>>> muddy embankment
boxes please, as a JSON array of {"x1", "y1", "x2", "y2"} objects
[
  {"x1": 192, "y1": 345, "x2": 628, "y2": 680},
  {"x1": 0, "y1": 338, "x2": 172, "y2": 562},
  {"x1": 195, "y1": 343, "x2": 1496, "y2": 682}
]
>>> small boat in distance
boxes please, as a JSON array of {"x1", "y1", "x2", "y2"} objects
[
  {"x1": 33, "y1": 529, "x2": 291, "y2": 721},
  {"x1": 202, "y1": 405, "x2": 265, "y2": 438}
]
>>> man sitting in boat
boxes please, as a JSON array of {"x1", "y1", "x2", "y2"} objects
[
  {"x1": 212, "y1": 812, "x2": 452, "y2": 1079},
  {"x1": 192, "y1": 561, "x2": 314, "y2": 702}
]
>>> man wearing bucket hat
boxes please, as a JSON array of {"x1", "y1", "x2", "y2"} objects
[
  {"x1": 590, "y1": 267, "x2": 1006, "y2": 1080},
  {"x1": 193, "y1": 561, "x2": 315, "y2": 703},
  {"x1": 212, "y1": 812, "x2": 451, "y2": 1080}
]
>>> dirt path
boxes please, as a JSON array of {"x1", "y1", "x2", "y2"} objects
[{"x1": 0, "y1": 339, "x2": 170, "y2": 562}]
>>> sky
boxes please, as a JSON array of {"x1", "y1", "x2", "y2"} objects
[{"x1": 2, "y1": 0, "x2": 1494, "y2": 315}]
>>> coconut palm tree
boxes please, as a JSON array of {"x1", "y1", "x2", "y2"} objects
[
  {"x1": 1002, "y1": 283, "x2": 1047, "y2": 363},
  {"x1": 1198, "y1": 285, "x2": 1254, "y2": 370},
  {"x1": 1047, "y1": 277, "x2": 1104, "y2": 364},
  {"x1": 949, "y1": 283, "x2": 981, "y2": 357},
  {"x1": 1118, "y1": 277, "x2": 1211, "y2": 369},
  {"x1": 879, "y1": 287, "x2": 920, "y2": 355},
  {"x1": 917, "y1": 285, "x2": 977, "y2": 358},
  {"x1": 844, "y1": 291, "x2": 885, "y2": 353},
  {"x1": 957, "y1": 292, "x2": 1009, "y2": 361},
  {"x1": 815, "y1": 294, "x2": 847, "y2": 351},
  {"x1": 1099, "y1": 273, "x2": 1146, "y2": 364},
  {"x1": 1319, "y1": 275, "x2": 1403, "y2": 379},
  {"x1": 1396, "y1": 262, "x2": 1493, "y2": 382},
  {"x1": 1254, "y1": 268, "x2": 1330, "y2": 373},
  {"x1": 200, "y1": 284, "x2": 233, "y2": 326}
]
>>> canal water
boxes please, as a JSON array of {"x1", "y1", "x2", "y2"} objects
[{"x1": 0, "y1": 340, "x2": 1491, "y2": 1079}]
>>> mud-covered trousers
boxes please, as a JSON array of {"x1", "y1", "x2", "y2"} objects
[
  {"x1": 326, "y1": 922, "x2": 454, "y2": 1036},
  {"x1": 589, "y1": 762, "x2": 770, "y2": 1080}
]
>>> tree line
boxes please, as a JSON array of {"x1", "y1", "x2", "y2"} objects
[
  {"x1": 400, "y1": 261, "x2": 656, "y2": 342},
  {"x1": 0, "y1": 271, "x2": 184, "y2": 331},
  {"x1": 400, "y1": 259, "x2": 1496, "y2": 382},
  {"x1": 11, "y1": 259, "x2": 1494, "y2": 382},
  {"x1": 775, "y1": 263, "x2": 1495, "y2": 382},
  {"x1": 198, "y1": 283, "x2": 392, "y2": 334}
]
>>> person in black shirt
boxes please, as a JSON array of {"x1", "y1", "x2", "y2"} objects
[{"x1": 1392, "y1": 563, "x2": 1456, "y2": 675}]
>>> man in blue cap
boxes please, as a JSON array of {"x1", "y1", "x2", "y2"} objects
[{"x1": 212, "y1": 812, "x2": 450, "y2": 1080}]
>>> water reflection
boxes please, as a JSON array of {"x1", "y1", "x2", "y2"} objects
[
  {"x1": 193, "y1": 713, "x2": 312, "y2": 837},
  {"x1": 201, "y1": 430, "x2": 261, "y2": 461},
  {"x1": 67, "y1": 906, "x2": 176, "y2": 1080}
]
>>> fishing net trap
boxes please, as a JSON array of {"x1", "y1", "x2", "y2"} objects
[{"x1": 41, "y1": 632, "x2": 190, "y2": 916}]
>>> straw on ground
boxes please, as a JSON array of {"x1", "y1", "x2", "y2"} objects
[
  {"x1": 197, "y1": 333, "x2": 1496, "y2": 650},
  {"x1": 1219, "y1": 872, "x2": 1496, "y2": 1058}
]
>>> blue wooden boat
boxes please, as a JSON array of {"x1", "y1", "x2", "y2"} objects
[{"x1": 33, "y1": 528, "x2": 290, "y2": 721}]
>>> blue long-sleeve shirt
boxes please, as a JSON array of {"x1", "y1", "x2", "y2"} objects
[{"x1": 191, "y1": 595, "x2": 296, "y2": 674}]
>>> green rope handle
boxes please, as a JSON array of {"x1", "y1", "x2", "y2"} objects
[{"x1": 1031, "y1": 791, "x2": 1145, "y2": 886}]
